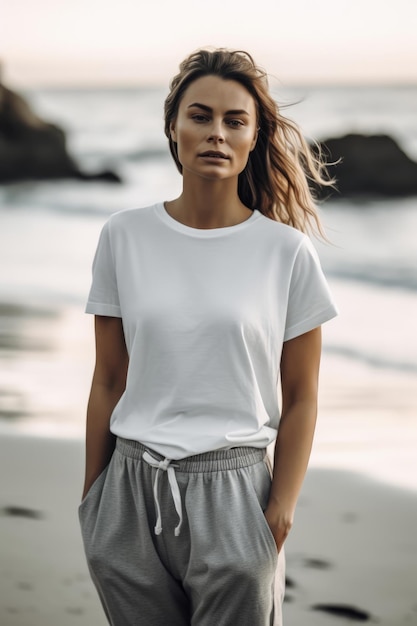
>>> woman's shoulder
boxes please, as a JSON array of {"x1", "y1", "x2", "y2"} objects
[
  {"x1": 101, "y1": 203, "x2": 166, "y2": 243},
  {"x1": 107, "y1": 203, "x2": 158, "y2": 229},
  {"x1": 254, "y1": 210, "x2": 308, "y2": 249}
]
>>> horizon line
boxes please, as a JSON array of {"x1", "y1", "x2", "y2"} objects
[{"x1": 8, "y1": 78, "x2": 417, "y2": 91}]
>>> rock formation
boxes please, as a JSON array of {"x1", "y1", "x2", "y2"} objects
[
  {"x1": 311, "y1": 133, "x2": 417, "y2": 200},
  {"x1": 0, "y1": 68, "x2": 121, "y2": 184}
]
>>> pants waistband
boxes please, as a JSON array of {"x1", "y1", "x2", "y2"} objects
[{"x1": 116, "y1": 437, "x2": 266, "y2": 473}]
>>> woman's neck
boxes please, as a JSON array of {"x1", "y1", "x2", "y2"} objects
[{"x1": 165, "y1": 180, "x2": 252, "y2": 230}]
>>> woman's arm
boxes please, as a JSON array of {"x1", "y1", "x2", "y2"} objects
[
  {"x1": 81, "y1": 315, "x2": 129, "y2": 500},
  {"x1": 265, "y1": 326, "x2": 322, "y2": 552}
]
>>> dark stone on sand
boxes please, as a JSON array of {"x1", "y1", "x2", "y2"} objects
[
  {"x1": 285, "y1": 576, "x2": 296, "y2": 589},
  {"x1": 65, "y1": 607, "x2": 84, "y2": 615},
  {"x1": 0, "y1": 69, "x2": 122, "y2": 184},
  {"x1": 311, "y1": 604, "x2": 372, "y2": 621},
  {"x1": 2, "y1": 506, "x2": 44, "y2": 520},
  {"x1": 311, "y1": 133, "x2": 417, "y2": 200},
  {"x1": 303, "y1": 557, "x2": 332, "y2": 569},
  {"x1": 17, "y1": 581, "x2": 33, "y2": 590}
]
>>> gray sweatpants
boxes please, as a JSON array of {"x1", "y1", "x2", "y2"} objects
[{"x1": 79, "y1": 438, "x2": 285, "y2": 626}]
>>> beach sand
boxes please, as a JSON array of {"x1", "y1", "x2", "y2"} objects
[
  {"x1": 0, "y1": 436, "x2": 101, "y2": 626},
  {"x1": 1, "y1": 434, "x2": 417, "y2": 626}
]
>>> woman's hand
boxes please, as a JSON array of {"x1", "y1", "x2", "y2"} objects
[{"x1": 264, "y1": 502, "x2": 294, "y2": 553}]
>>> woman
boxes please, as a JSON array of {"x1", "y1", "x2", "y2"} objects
[{"x1": 79, "y1": 48, "x2": 338, "y2": 626}]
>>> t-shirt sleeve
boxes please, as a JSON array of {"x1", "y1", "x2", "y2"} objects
[
  {"x1": 284, "y1": 236, "x2": 338, "y2": 341},
  {"x1": 85, "y1": 219, "x2": 121, "y2": 317}
]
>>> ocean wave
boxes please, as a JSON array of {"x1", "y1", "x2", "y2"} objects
[
  {"x1": 77, "y1": 146, "x2": 170, "y2": 163},
  {"x1": 324, "y1": 344, "x2": 417, "y2": 373},
  {"x1": 327, "y1": 267, "x2": 417, "y2": 292},
  {"x1": 1, "y1": 184, "x2": 416, "y2": 294}
]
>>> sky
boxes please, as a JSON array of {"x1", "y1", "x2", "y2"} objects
[{"x1": 1, "y1": 0, "x2": 417, "y2": 87}]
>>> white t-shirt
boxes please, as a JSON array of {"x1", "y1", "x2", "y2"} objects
[{"x1": 86, "y1": 202, "x2": 338, "y2": 459}]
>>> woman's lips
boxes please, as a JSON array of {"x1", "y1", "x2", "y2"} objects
[{"x1": 199, "y1": 151, "x2": 229, "y2": 159}]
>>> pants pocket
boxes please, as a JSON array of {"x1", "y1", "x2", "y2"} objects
[
  {"x1": 248, "y1": 460, "x2": 279, "y2": 561},
  {"x1": 78, "y1": 463, "x2": 109, "y2": 520},
  {"x1": 259, "y1": 503, "x2": 279, "y2": 558}
]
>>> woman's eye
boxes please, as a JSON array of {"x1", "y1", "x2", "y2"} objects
[
  {"x1": 227, "y1": 119, "x2": 244, "y2": 128},
  {"x1": 192, "y1": 114, "x2": 208, "y2": 122}
]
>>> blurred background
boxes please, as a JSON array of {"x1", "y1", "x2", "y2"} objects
[{"x1": 0, "y1": 1, "x2": 417, "y2": 624}]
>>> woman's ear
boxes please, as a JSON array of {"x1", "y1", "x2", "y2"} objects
[{"x1": 170, "y1": 121, "x2": 177, "y2": 142}]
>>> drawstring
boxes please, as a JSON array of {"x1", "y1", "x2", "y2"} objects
[{"x1": 142, "y1": 451, "x2": 183, "y2": 536}]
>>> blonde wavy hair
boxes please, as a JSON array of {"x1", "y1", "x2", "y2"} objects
[{"x1": 164, "y1": 48, "x2": 333, "y2": 237}]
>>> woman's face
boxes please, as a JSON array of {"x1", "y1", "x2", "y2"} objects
[{"x1": 170, "y1": 75, "x2": 258, "y2": 183}]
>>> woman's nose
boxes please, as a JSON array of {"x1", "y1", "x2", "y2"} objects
[{"x1": 207, "y1": 121, "x2": 225, "y2": 142}]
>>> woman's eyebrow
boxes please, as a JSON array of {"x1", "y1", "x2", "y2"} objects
[{"x1": 187, "y1": 102, "x2": 250, "y2": 116}]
